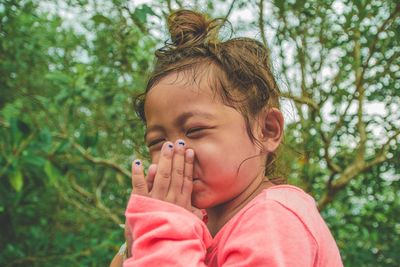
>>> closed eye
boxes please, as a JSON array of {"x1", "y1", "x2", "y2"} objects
[
  {"x1": 186, "y1": 127, "x2": 206, "y2": 136},
  {"x1": 147, "y1": 138, "x2": 165, "y2": 147}
]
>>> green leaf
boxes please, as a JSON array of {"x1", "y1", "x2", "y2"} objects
[
  {"x1": 10, "y1": 170, "x2": 23, "y2": 192},
  {"x1": 54, "y1": 140, "x2": 71, "y2": 153},
  {"x1": 133, "y1": 5, "x2": 156, "y2": 24},
  {"x1": 9, "y1": 118, "x2": 22, "y2": 146},
  {"x1": 44, "y1": 71, "x2": 71, "y2": 85},
  {"x1": 91, "y1": 14, "x2": 112, "y2": 25},
  {"x1": 0, "y1": 99, "x2": 23, "y2": 121},
  {"x1": 38, "y1": 128, "x2": 52, "y2": 153},
  {"x1": 44, "y1": 161, "x2": 60, "y2": 185},
  {"x1": 22, "y1": 150, "x2": 47, "y2": 167}
]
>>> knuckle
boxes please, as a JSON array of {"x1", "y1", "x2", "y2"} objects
[
  {"x1": 161, "y1": 172, "x2": 171, "y2": 179},
  {"x1": 175, "y1": 168, "x2": 184, "y2": 176},
  {"x1": 185, "y1": 173, "x2": 193, "y2": 180},
  {"x1": 133, "y1": 181, "x2": 146, "y2": 192}
]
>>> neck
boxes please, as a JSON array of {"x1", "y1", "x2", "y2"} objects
[{"x1": 205, "y1": 175, "x2": 274, "y2": 237}]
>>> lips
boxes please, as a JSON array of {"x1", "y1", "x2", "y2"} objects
[{"x1": 192, "y1": 178, "x2": 201, "y2": 185}]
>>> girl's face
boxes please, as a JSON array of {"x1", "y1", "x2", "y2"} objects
[{"x1": 144, "y1": 71, "x2": 266, "y2": 209}]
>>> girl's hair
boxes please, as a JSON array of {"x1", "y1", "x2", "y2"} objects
[{"x1": 135, "y1": 9, "x2": 286, "y2": 184}]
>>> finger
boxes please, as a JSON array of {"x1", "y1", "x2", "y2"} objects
[
  {"x1": 124, "y1": 220, "x2": 133, "y2": 258},
  {"x1": 131, "y1": 160, "x2": 148, "y2": 196},
  {"x1": 146, "y1": 164, "x2": 157, "y2": 192},
  {"x1": 183, "y1": 148, "x2": 194, "y2": 185},
  {"x1": 110, "y1": 253, "x2": 124, "y2": 267},
  {"x1": 167, "y1": 139, "x2": 186, "y2": 201},
  {"x1": 181, "y1": 148, "x2": 194, "y2": 208},
  {"x1": 151, "y1": 142, "x2": 174, "y2": 198}
]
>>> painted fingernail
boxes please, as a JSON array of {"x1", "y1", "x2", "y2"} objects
[
  {"x1": 163, "y1": 142, "x2": 174, "y2": 156},
  {"x1": 132, "y1": 160, "x2": 142, "y2": 173},
  {"x1": 178, "y1": 140, "x2": 185, "y2": 146}
]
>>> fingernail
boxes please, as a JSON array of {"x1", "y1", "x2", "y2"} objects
[
  {"x1": 186, "y1": 149, "x2": 194, "y2": 158},
  {"x1": 132, "y1": 160, "x2": 142, "y2": 172},
  {"x1": 163, "y1": 142, "x2": 174, "y2": 156},
  {"x1": 177, "y1": 139, "x2": 185, "y2": 146}
]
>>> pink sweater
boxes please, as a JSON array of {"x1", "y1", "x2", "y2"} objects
[{"x1": 124, "y1": 185, "x2": 343, "y2": 266}]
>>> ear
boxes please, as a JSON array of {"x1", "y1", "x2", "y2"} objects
[{"x1": 255, "y1": 108, "x2": 284, "y2": 153}]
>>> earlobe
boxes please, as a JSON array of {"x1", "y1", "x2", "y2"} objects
[{"x1": 258, "y1": 108, "x2": 284, "y2": 153}]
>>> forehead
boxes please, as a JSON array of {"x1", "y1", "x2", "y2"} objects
[{"x1": 144, "y1": 70, "x2": 221, "y2": 118}]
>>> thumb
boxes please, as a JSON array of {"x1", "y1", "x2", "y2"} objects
[{"x1": 124, "y1": 220, "x2": 133, "y2": 258}]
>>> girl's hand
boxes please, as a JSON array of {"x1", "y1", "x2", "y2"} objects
[
  {"x1": 119, "y1": 143, "x2": 203, "y2": 265},
  {"x1": 109, "y1": 252, "x2": 123, "y2": 267},
  {"x1": 131, "y1": 139, "x2": 194, "y2": 212}
]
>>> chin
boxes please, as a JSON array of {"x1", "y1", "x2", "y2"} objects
[
  {"x1": 192, "y1": 200, "x2": 208, "y2": 210},
  {"x1": 191, "y1": 194, "x2": 214, "y2": 210},
  {"x1": 192, "y1": 195, "x2": 228, "y2": 210}
]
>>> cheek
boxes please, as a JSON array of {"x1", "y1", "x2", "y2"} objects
[
  {"x1": 194, "y1": 137, "x2": 259, "y2": 175},
  {"x1": 193, "y1": 142, "x2": 237, "y2": 173}
]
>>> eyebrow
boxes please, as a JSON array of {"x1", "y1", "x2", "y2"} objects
[{"x1": 144, "y1": 110, "x2": 216, "y2": 140}]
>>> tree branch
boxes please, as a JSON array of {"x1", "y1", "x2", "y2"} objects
[
  {"x1": 318, "y1": 129, "x2": 400, "y2": 210},
  {"x1": 0, "y1": 132, "x2": 36, "y2": 177},
  {"x1": 166, "y1": 0, "x2": 173, "y2": 12},
  {"x1": 364, "y1": 129, "x2": 400, "y2": 169},
  {"x1": 319, "y1": 130, "x2": 342, "y2": 173},
  {"x1": 65, "y1": 174, "x2": 124, "y2": 225},
  {"x1": 258, "y1": 0, "x2": 268, "y2": 48},
  {"x1": 281, "y1": 92, "x2": 319, "y2": 111},
  {"x1": 71, "y1": 141, "x2": 130, "y2": 178},
  {"x1": 94, "y1": 175, "x2": 123, "y2": 225},
  {"x1": 222, "y1": 0, "x2": 237, "y2": 25},
  {"x1": 354, "y1": 28, "x2": 367, "y2": 162},
  {"x1": 329, "y1": 94, "x2": 356, "y2": 141},
  {"x1": 362, "y1": 3, "x2": 400, "y2": 72},
  {"x1": 122, "y1": 6, "x2": 149, "y2": 34}
]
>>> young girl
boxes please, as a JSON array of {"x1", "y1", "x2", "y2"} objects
[{"x1": 111, "y1": 9, "x2": 343, "y2": 267}]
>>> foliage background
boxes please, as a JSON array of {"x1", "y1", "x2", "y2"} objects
[{"x1": 0, "y1": 0, "x2": 399, "y2": 266}]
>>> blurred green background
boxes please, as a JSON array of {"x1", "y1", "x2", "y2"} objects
[{"x1": 0, "y1": 0, "x2": 399, "y2": 266}]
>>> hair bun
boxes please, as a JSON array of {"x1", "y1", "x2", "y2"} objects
[{"x1": 167, "y1": 10, "x2": 219, "y2": 48}]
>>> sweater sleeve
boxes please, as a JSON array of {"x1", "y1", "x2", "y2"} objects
[
  {"x1": 123, "y1": 194, "x2": 212, "y2": 267},
  {"x1": 216, "y1": 199, "x2": 318, "y2": 266}
]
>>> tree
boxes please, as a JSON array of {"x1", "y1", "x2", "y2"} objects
[
  {"x1": 0, "y1": 0, "x2": 398, "y2": 266},
  {"x1": 262, "y1": 0, "x2": 400, "y2": 264}
]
